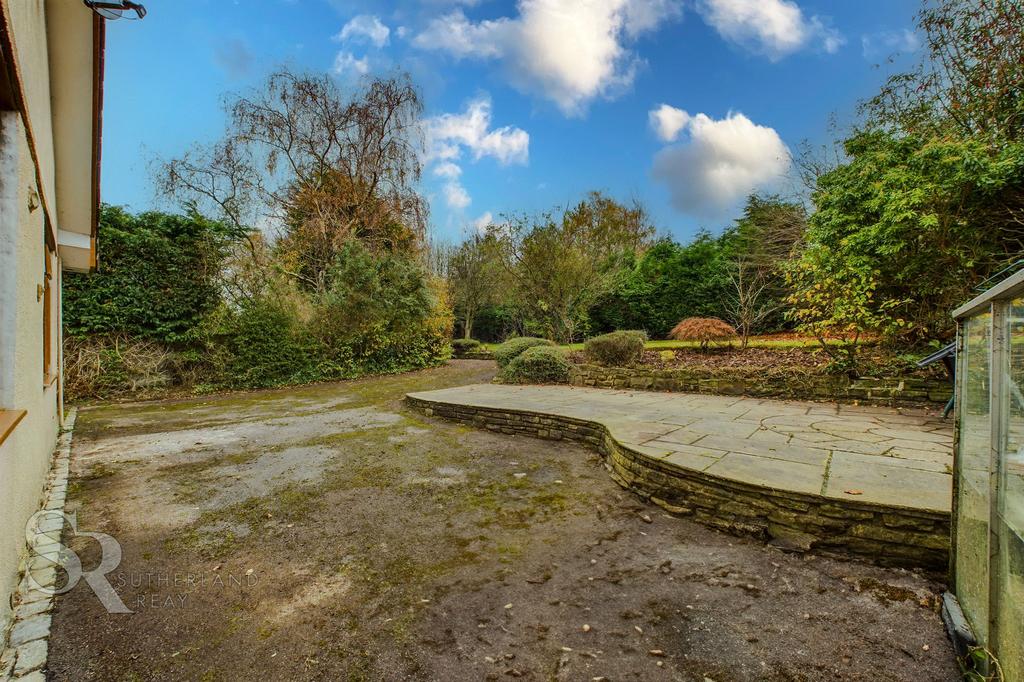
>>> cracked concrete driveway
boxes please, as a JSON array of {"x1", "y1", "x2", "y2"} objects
[{"x1": 47, "y1": 361, "x2": 958, "y2": 681}]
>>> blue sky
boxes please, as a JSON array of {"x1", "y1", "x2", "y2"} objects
[{"x1": 101, "y1": 0, "x2": 922, "y2": 243}]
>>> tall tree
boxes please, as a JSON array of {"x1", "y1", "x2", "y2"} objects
[
  {"x1": 788, "y1": 0, "x2": 1024, "y2": 346},
  {"x1": 723, "y1": 195, "x2": 806, "y2": 346},
  {"x1": 158, "y1": 69, "x2": 427, "y2": 295},
  {"x1": 493, "y1": 193, "x2": 655, "y2": 343},
  {"x1": 866, "y1": 0, "x2": 1024, "y2": 141},
  {"x1": 448, "y1": 233, "x2": 502, "y2": 339}
]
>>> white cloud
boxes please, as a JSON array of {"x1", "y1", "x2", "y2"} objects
[
  {"x1": 413, "y1": 0, "x2": 682, "y2": 115},
  {"x1": 443, "y1": 181, "x2": 472, "y2": 209},
  {"x1": 332, "y1": 51, "x2": 369, "y2": 77},
  {"x1": 651, "y1": 109, "x2": 790, "y2": 216},
  {"x1": 432, "y1": 161, "x2": 463, "y2": 179},
  {"x1": 414, "y1": 11, "x2": 510, "y2": 59},
  {"x1": 472, "y1": 211, "x2": 494, "y2": 233},
  {"x1": 335, "y1": 15, "x2": 390, "y2": 47},
  {"x1": 424, "y1": 96, "x2": 530, "y2": 165},
  {"x1": 425, "y1": 97, "x2": 528, "y2": 214},
  {"x1": 648, "y1": 103, "x2": 690, "y2": 142},
  {"x1": 861, "y1": 29, "x2": 919, "y2": 59},
  {"x1": 697, "y1": 0, "x2": 843, "y2": 60}
]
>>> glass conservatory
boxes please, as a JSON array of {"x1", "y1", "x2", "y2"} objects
[{"x1": 951, "y1": 270, "x2": 1024, "y2": 679}]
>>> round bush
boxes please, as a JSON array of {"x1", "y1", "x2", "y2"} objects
[
  {"x1": 583, "y1": 330, "x2": 647, "y2": 366},
  {"x1": 499, "y1": 346, "x2": 571, "y2": 384},
  {"x1": 451, "y1": 338, "x2": 482, "y2": 353},
  {"x1": 493, "y1": 336, "x2": 555, "y2": 368}
]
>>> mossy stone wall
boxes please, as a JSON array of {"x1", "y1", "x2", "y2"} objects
[
  {"x1": 569, "y1": 364, "x2": 952, "y2": 406},
  {"x1": 406, "y1": 396, "x2": 949, "y2": 569}
]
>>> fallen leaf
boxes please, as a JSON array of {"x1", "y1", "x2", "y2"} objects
[{"x1": 844, "y1": 489, "x2": 863, "y2": 495}]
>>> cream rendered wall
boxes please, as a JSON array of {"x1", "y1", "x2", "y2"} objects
[
  {"x1": 4, "y1": 0, "x2": 57, "y2": 217},
  {"x1": 0, "y1": 82, "x2": 61, "y2": 634}
]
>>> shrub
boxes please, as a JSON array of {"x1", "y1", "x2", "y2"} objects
[
  {"x1": 217, "y1": 296, "x2": 321, "y2": 389},
  {"x1": 669, "y1": 317, "x2": 738, "y2": 350},
  {"x1": 63, "y1": 206, "x2": 231, "y2": 343},
  {"x1": 499, "y1": 346, "x2": 571, "y2": 384},
  {"x1": 451, "y1": 338, "x2": 482, "y2": 353},
  {"x1": 312, "y1": 242, "x2": 452, "y2": 375},
  {"x1": 62, "y1": 207, "x2": 455, "y2": 401},
  {"x1": 492, "y1": 336, "x2": 555, "y2": 368},
  {"x1": 583, "y1": 330, "x2": 647, "y2": 366}
]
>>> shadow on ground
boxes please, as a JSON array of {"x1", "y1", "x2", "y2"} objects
[{"x1": 48, "y1": 360, "x2": 958, "y2": 681}]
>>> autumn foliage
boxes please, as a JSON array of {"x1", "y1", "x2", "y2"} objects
[{"x1": 669, "y1": 317, "x2": 738, "y2": 350}]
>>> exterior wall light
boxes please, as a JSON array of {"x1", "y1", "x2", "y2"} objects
[{"x1": 83, "y1": 1, "x2": 146, "y2": 20}]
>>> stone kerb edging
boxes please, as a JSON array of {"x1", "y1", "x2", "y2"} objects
[
  {"x1": 405, "y1": 395, "x2": 949, "y2": 569},
  {"x1": 0, "y1": 408, "x2": 76, "y2": 681}
]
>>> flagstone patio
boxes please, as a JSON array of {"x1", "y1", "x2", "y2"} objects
[{"x1": 407, "y1": 383, "x2": 954, "y2": 566}]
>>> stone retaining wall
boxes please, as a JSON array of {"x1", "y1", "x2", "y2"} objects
[
  {"x1": 406, "y1": 396, "x2": 949, "y2": 569},
  {"x1": 569, "y1": 364, "x2": 952, "y2": 406},
  {"x1": 453, "y1": 350, "x2": 494, "y2": 361}
]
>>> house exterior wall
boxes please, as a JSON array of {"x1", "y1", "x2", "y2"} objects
[
  {"x1": 4, "y1": 0, "x2": 56, "y2": 227},
  {"x1": 0, "y1": 0, "x2": 97, "y2": 633},
  {"x1": 0, "y1": 111, "x2": 61, "y2": 635}
]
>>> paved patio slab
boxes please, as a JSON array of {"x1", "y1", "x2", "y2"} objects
[{"x1": 406, "y1": 384, "x2": 953, "y2": 514}]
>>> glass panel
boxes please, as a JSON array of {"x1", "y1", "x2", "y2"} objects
[
  {"x1": 994, "y1": 299, "x2": 1024, "y2": 678},
  {"x1": 956, "y1": 311, "x2": 991, "y2": 641}
]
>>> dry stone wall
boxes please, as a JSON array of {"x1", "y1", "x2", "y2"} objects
[{"x1": 406, "y1": 395, "x2": 949, "y2": 569}]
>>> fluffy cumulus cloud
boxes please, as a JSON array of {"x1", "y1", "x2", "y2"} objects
[
  {"x1": 424, "y1": 97, "x2": 530, "y2": 165},
  {"x1": 335, "y1": 15, "x2": 391, "y2": 47},
  {"x1": 443, "y1": 182, "x2": 472, "y2": 210},
  {"x1": 413, "y1": 0, "x2": 682, "y2": 115},
  {"x1": 648, "y1": 104, "x2": 691, "y2": 143},
  {"x1": 697, "y1": 0, "x2": 843, "y2": 60},
  {"x1": 472, "y1": 211, "x2": 494, "y2": 233},
  {"x1": 861, "y1": 29, "x2": 919, "y2": 59},
  {"x1": 650, "y1": 108, "x2": 790, "y2": 216},
  {"x1": 432, "y1": 161, "x2": 463, "y2": 179},
  {"x1": 332, "y1": 51, "x2": 369, "y2": 77},
  {"x1": 423, "y1": 96, "x2": 529, "y2": 210}
]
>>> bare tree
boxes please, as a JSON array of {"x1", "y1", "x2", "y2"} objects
[
  {"x1": 724, "y1": 257, "x2": 779, "y2": 349},
  {"x1": 157, "y1": 68, "x2": 427, "y2": 295},
  {"x1": 723, "y1": 195, "x2": 806, "y2": 347}
]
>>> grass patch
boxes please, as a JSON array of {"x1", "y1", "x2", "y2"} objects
[{"x1": 166, "y1": 483, "x2": 321, "y2": 559}]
